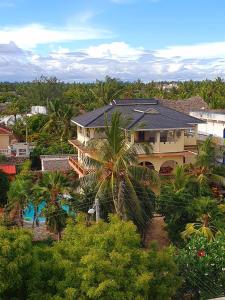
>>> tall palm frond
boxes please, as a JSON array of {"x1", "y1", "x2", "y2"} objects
[{"x1": 79, "y1": 112, "x2": 159, "y2": 231}]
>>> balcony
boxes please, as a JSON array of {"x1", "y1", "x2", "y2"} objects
[
  {"x1": 135, "y1": 137, "x2": 156, "y2": 143},
  {"x1": 68, "y1": 139, "x2": 94, "y2": 154},
  {"x1": 68, "y1": 156, "x2": 92, "y2": 176}
]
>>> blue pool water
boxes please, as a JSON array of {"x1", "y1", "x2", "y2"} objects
[{"x1": 23, "y1": 201, "x2": 70, "y2": 223}]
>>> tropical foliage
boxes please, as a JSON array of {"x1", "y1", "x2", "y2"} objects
[
  {"x1": 0, "y1": 226, "x2": 33, "y2": 299},
  {"x1": 0, "y1": 216, "x2": 181, "y2": 300},
  {"x1": 177, "y1": 235, "x2": 225, "y2": 300},
  {"x1": 80, "y1": 112, "x2": 158, "y2": 233},
  {"x1": 7, "y1": 176, "x2": 32, "y2": 226},
  {"x1": 1, "y1": 76, "x2": 225, "y2": 299},
  {"x1": 0, "y1": 171, "x2": 9, "y2": 207},
  {"x1": 33, "y1": 172, "x2": 71, "y2": 240}
]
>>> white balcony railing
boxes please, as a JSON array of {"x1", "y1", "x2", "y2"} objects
[{"x1": 0, "y1": 148, "x2": 11, "y2": 156}]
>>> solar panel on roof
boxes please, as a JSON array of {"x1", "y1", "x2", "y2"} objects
[{"x1": 113, "y1": 99, "x2": 158, "y2": 105}]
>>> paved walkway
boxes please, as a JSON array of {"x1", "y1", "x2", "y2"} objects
[{"x1": 144, "y1": 216, "x2": 170, "y2": 248}]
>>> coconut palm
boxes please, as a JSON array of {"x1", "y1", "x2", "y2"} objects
[
  {"x1": 7, "y1": 176, "x2": 32, "y2": 226},
  {"x1": 34, "y1": 172, "x2": 70, "y2": 240},
  {"x1": 42, "y1": 99, "x2": 74, "y2": 140},
  {"x1": 2, "y1": 99, "x2": 21, "y2": 122},
  {"x1": 60, "y1": 104, "x2": 74, "y2": 140},
  {"x1": 172, "y1": 165, "x2": 193, "y2": 193},
  {"x1": 89, "y1": 77, "x2": 124, "y2": 106},
  {"x1": 42, "y1": 99, "x2": 62, "y2": 135},
  {"x1": 181, "y1": 197, "x2": 224, "y2": 241},
  {"x1": 81, "y1": 112, "x2": 159, "y2": 232},
  {"x1": 187, "y1": 137, "x2": 225, "y2": 196}
]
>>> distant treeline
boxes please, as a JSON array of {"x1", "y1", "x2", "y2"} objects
[{"x1": 0, "y1": 75, "x2": 225, "y2": 111}]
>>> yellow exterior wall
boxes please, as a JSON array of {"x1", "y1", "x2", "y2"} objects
[
  {"x1": 77, "y1": 127, "x2": 104, "y2": 146},
  {"x1": 184, "y1": 136, "x2": 197, "y2": 146},
  {"x1": 75, "y1": 126, "x2": 198, "y2": 174},
  {"x1": 0, "y1": 134, "x2": 10, "y2": 149},
  {"x1": 138, "y1": 155, "x2": 183, "y2": 172},
  {"x1": 77, "y1": 127, "x2": 198, "y2": 155},
  {"x1": 132, "y1": 130, "x2": 187, "y2": 154}
]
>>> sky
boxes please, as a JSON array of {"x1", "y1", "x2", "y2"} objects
[{"x1": 0, "y1": 0, "x2": 225, "y2": 82}]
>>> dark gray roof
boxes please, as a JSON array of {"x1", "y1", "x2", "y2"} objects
[{"x1": 72, "y1": 99, "x2": 205, "y2": 130}]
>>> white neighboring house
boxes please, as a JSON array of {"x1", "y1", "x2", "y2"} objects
[
  {"x1": 190, "y1": 111, "x2": 225, "y2": 145},
  {"x1": 0, "y1": 106, "x2": 47, "y2": 126},
  {"x1": 10, "y1": 142, "x2": 34, "y2": 157},
  {"x1": 31, "y1": 106, "x2": 47, "y2": 115},
  {"x1": 0, "y1": 115, "x2": 23, "y2": 126}
]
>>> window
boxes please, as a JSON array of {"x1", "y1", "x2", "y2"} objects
[
  {"x1": 138, "y1": 131, "x2": 145, "y2": 142},
  {"x1": 79, "y1": 126, "x2": 83, "y2": 134},
  {"x1": 167, "y1": 131, "x2": 175, "y2": 142},
  {"x1": 18, "y1": 149, "x2": 27, "y2": 156},
  {"x1": 185, "y1": 129, "x2": 195, "y2": 137},
  {"x1": 176, "y1": 130, "x2": 181, "y2": 138},
  {"x1": 86, "y1": 128, "x2": 90, "y2": 138},
  {"x1": 160, "y1": 131, "x2": 167, "y2": 143}
]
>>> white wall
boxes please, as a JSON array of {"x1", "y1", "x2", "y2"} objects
[
  {"x1": 190, "y1": 111, "x2": 225, "y2": 138},
  {"x1": 31, "y1": 106, "x2": 47, "y2": 115}
]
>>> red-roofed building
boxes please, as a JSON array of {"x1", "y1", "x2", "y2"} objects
[
  {"x1": 0, "y1": 165, "x2": 16, "y2": 175},
  {"x1": 0, "y1": 127, "x2": 12, "y2": 135}
]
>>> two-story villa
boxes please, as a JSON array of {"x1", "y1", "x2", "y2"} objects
[{"x1": 68, "y1": 99, "x2": 204, "y2": 177}]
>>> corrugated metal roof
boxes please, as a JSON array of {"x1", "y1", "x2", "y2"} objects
[{"x1": 0, "y1": 165, "x2": 16, "y2": 175}]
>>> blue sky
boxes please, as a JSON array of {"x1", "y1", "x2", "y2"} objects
[{"x1": 0, "y1": 0, "x2": 225, "y2": 81}]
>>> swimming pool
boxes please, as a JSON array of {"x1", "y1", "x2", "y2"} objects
[{"x1": 23, "y1": 201, "x2": 70, "y2": 223}]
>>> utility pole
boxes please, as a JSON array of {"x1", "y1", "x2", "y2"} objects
[
  {"x1": 95, "y1": 198, "x2": 100, "y2": 222},
  {"x1": 88, "y1": 198, "x2": 100, "y2": 223}
]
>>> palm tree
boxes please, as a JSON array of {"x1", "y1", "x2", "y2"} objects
[
  {"x1": 196, "y1": 136, "x2": 218, "y2": 168},
  {"x1": 172, "y1": 165, "x2": 192, "y2": 193},
  {"x1": 89, "y1": 77, "x2": 124, "y2": 106},
  {"x1": 81, "y1": 112, "x2": 159, "y2": 232},
  {"x1": 60, "y1": 104, "x2": 74, "y2": 140},
  {"x1": 42, "y1": 99, "x2": 62, "y2": 135},
  {"x1": 181, "y1": 197, "x2": 224, "y2": 241},
  {"x1": 7, "y1": 176, "x2": 31, "y2": 226},
  {"x1": 34, "y1": 172, "x2": 70, "y2": 240},
  {"x1": 42, "y1": 99, "x2": 74, "y2": 140},
  {"x1": 2, "y1": 99, "x2": 21, "y2": 122},
  {"x1": 187, "y1": 137, "x2": 225, "y2": 196}
]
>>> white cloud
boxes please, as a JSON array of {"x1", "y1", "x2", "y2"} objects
[
  {"x1": 0, "y1": 23, "x2": 111, "y2": 49},
  {"x1": 155, "y1": 41, "x2": 225, "y2": 59},
  {"x1": 1, "y1": 41, "x2": 225, "y2": 82},
  {"x1": 85, "y1": 42, "x2": 145, "y2": 61}
]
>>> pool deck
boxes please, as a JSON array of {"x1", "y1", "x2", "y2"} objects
[{"x1": 24, "y1": 222, "x2": 58, "y2": 241}]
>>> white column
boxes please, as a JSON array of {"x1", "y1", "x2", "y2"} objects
[{"x1": 156, "y1": 131, "x2": 160, "y2": 153}]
